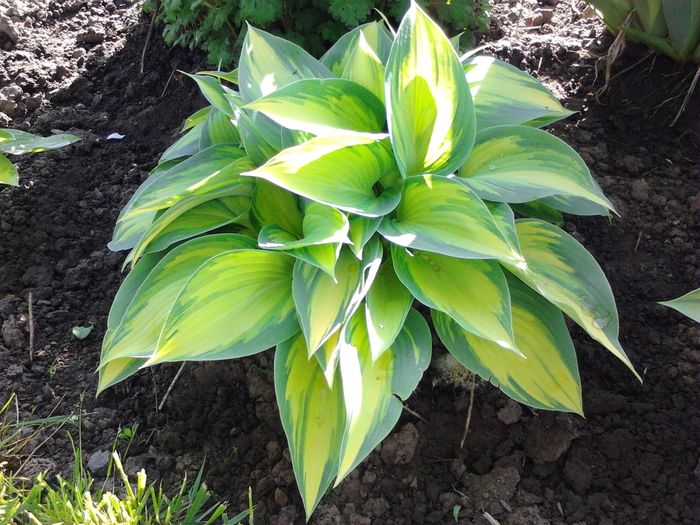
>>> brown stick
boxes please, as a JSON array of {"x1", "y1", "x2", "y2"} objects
[
  {"x1": 634, "y1": 230, "x2": 643, "y2": 252},
  {"x1": 671, "y1": 63, "x2": 700, "y2": 127},
  {"x1": 140, "y1": 0, "x2": 161, "y2": 74},
  {"x1": 158, "y1": 362, "x2": 186, "y2": 411},
  {"x1": 459, "y1": 374, "x2": 476, "y2": 448},
  {"x1": 27, "y1": 292, "x2": 34, "y2": 362},
  {"x1": 402, "y1": 404, "x2": 428, "y2": 424}
]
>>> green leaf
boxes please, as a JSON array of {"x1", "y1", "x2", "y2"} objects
[
  {"x1": 335, "y1": 308, "x2": 431, "y2": 483},
  {"x1": 243, "y1": 135, "x2": 402, "y2": 217},
  {"x1": 238, "y1": 26, "x2": 332, "y2": 103},
  {"x1": 385, "y1": 3, "x2": 476, "y2": 177},
  {"x1": 199, "y1": 109, "x2": 240, "y2": 149},
  {"x1": 504, "y1": 219, "x2": 639, "y2": 379},
  {"x1": 434, "y1": 276, "x2": 583, "y2": 414},
  {"x1": 663, "y1": 0, "x2": 700, "y2": 58},
  {"x1": 660, "y1": 288, "x2": 700, "y2": 322},
  {"x1": 161, "y1": 124, "x2": 203, "y2": 162},
  {"x1": 246, "y1": 79, "x2": 386, "y2": 136},
  {"x1": 72, "y1": 326, "x2": 93, "y2": 340},
  {"x1": 540, "y1": 194, "x2": 611, "y2": 217},
  {"x1": 148, "y1": 249, "x2": 298, "y2": 364},
  {"x1": 378, "y1": 175, "x2": 522, "y2": 262},
  {"x1": 365, "y1": 260, "x2": 412, "y2": 359},
  {"x1": 119, "y1": 147, "x2": 250, "y2": 221},
  {"x1": 132, "y1": 195, "x2": 251, "y2": 262},
  {"x1": 259, "y1": 202, "x2": 350, "y2": 276},
  {"x1": 251, "y1": 180, "x2": 303, "y2": 236},
  {"x1": 274, "y1": 333, "x2": 346, "y2": 519},
  {"x1": 459, "y1": 125, "x2": 614, "y2": 212},
  {"x1": 392, "y1": 245, "x2": 519, "y2": 353},
  {"x1": 293, "y1": 242, "x2": 382, "y2": 354},
  {"x1": 463, "y1": 56, "x2": 573, "y2": 130},
  {"x1": 182, "y1": 106, "x2": 212, "y2": 132},
  {"x1": 184, "y1": 73, "x2": 234, "y2": 117},
  {"x1": 511, "y1": 200, "x2": 564, "y2": 226},
  {"x1": 341, "y1": 31, "x2": 386, "y2": 102},
  {"x1": 348, "y1": 216, "x2": 381, "y2": 258},
  {"x1": 99, "y1": 234, "x2": 257, "y2": 391},
  {"x1": 321, "y1": 22, "x2": 393, "y2": 74},
  {"x1": 0, "y1": 154, "x2": 18, "y2": 186},
  {"x1": 0, "y1": 129, "x2": 80, "y2": 155}
]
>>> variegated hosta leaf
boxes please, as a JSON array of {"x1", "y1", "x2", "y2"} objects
[
  {"x1": 336, "y1": 308, "x2": 431, "y2": 483},
  {"x1": 246, "y1": 79, "x2": 386, "y2": 136},
  {"x1": 238, "y1": 26, "x2": 332, "y2": 103},
  {"x1": 243, "y1": 135, "x2": 402, "y2": 217},
  {"x1": 251, "y1": 180, "x2": 303, "y2": 235},
  {"x1": 293, "y1": 241, "x2": 382, "y2": 354},
  {"x1": 259, "y1": 202, "x2": 350, "y2": 275},
  {"x1": 385, "y1": 3, "x2": 476, "y2": 177},
  {"x1": 463, "y1": 56, "x2": 573, "y2": 130},
  {"x1": 341, "y1": 31, "x2": 386, "y2": 102},
  {"x1": 274, "y1": 333, "x2": 346, "y2": 519},
  {"x1": 378, "y1": 175, "x2": 522, "y2": 262},
  {"x1": 109, "y1": 160, "x2": 182, "y2": 252},
  {"x1": 540, "y1": 194, "x2": 611, "y2": 217},
  {"x1": 118, "y1": 147, "x2": 250, "y2": 222},
  {"x1": 321, "y1": 21, "x2": 393, "y2": 75},
  {"x1": 434, "y1": 276, "x2": 583, "y2": 414},
  {"x1": 199, "y1": 109, "x2": 240, "y2": 149},
  {"x1": 130, "y1": 195, "x2": 251, "y2": 263},
  {"x1": 98, "y1": 234, "x2": 256, "y2": 391},
  {"x1": 0, "y1": 154, "x2": 18, "y2": 186},
  {"x1": 182, "y1": 106, "x2": 212, "y2": 132},
  {"x1": 504, "y1": 219, "x2": 639, "y2": 379},
  {"x1": 392, "y1": 245, "x2": 520, "y2": 353},
  {"x1": 184, "y1": 73, "x2": 235, "y2": 117},
  {"x1": 511, "y1": 200, "x2": 564, "y2": 226},
  {"x1": 160, "y1": 125, "x2": 203, "y2": 162},
  {"x1": 0, "y1": 129, "x2": 80, "y2": 155},
  {"x1": 348, "y1": 216, "x2": 382, "y2": 258},
  {"x1": 659, "y1": 288, "x2": 700, "y2": 322},
  {"x1": 365, "y1": 260, "x2": 413, "y2": 359},
  {"x1": 146, "y1": 249, "x2": 297, "y2": 365},
  {"x1": 459, "y1": 125, "x2": 615, "y2": 213},
  {"x1": 485, "y1": 201, "x2": 522, "y2": 256}
]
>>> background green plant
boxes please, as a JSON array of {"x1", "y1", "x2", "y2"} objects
[
  {"x1": 589, "y1": 0, "x2": 700, "y2": 62},
  {"x1": 147, "y1": 0, "x2": 490, "y2": 65}
]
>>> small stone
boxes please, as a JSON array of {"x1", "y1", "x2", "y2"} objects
[
  {"x1": 77, "y1": 29, "x2": 105, "y2": 44},
  {"x1": 497, "y1": 399, "x2": 523, "y2": 425},
  {"x1": 86, "y1": 450, "x2": 111, "y2": 476},
  {"x1": 0, "y1": 13, "x2": 19, "y2": 43},
  {"x1": 274, "y1": 488, "x2": 288, "y2": 507},
  {"x1": 2, "y1": 317, "x2": 24, "y2": 350}
]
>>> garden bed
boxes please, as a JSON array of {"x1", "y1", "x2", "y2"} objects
[{"x1": 1, "y1": 1, "x2": 698, "y2": 523}]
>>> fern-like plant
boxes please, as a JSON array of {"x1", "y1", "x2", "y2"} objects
[{"x1": 100, "y1": 4, "x2": 638, "y2": 518}]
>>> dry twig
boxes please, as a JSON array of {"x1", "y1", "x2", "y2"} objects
[
  {"x1": 459, "y1": 373, "x2": 477, "y2": 448},
  {"x1": 158, "y1": 362, "x2": 186, "y2": 411},
  {"x1": 27, "y1": 292, "x2": 34, "y2": 362}
]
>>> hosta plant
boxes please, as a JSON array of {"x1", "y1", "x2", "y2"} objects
[
  {"x1": 0, "y1": 129, "x2": 79, "y2": 186},
  {"x1": 99, "y1": 4, "x2": 638, "y2": 518},
  {"x1": 589, "y1": 0, "x2": 700, "y2": 62}
]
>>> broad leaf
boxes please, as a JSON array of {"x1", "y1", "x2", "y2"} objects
[
  {"x1": 385, "y1": 3, "x2": 476, "y2": 177},
  {"x1": 238, "y1": 26, "x2": 332, "y2": 103},
  {"x1": 341, "y1": 31, "x2": 386, "y2": 102},
  {"x1": 184, "y1": 73, "x2": 234, "y2": 117},
  {"x1": 392, "y1": 246, "x2": 519, "y2": 353},
  {"x1": 504, "y1": 219, "x2": 638, "y2": 379},
  {"x1": 0, "y1": 129, "x2": 80, "y2": 155},
  {"x1": 434, "y1": 276, "x2": 583, "y2": 414},
  {"x1": 251, "y1": 180, "x2": 303, "y2": 235},
  {"x1": 182, "y1": 106, "x2": 212, "y2": 132},
  {"x1": 98, "y1": 234, "x2": 256, "y2": 391},
  {"x1": 246, "y1": 79, "x2": 386, "y2": 136},
  {"x1": 378, "y1": 175, "x2": 522, "y2": 262},
  {"x1": 0, "y1": 154, "x2": 18, "y2": 186},
  {"x1": 459, "y1": 125, "x2": 614, "y2": 212},
  {"x1": 274, "y1": 333, "x2": 345, "y2": 519},
  {"x1": 336, "y1": 308, "x2": 431, "y2": 483},
  {"x1": 149, "y1": 249, "x2": 297, "y2": 364},
  {"x1": 463, "y1": 56, "x2": 573, "y2": 130},
  {"x1": 321, "y1": 21, "x2": 393, "y2": 74},
  {"x1": 293, "y1": 242, "x2": 382, "y2": 354},
  {"x1": 660, "y1": 288, "x2": 700, "y2": 322},
  {"x1": 348, "y1": 216, "x2": 382, "y2": 258},
  {"x1": 199, "y1": 109, "x2": 240, "y2": 149},
  {"x1": 365, "y1": 260, "x2": 413, "y2": 359},
  {"x1": 243, "y1": 135, "x2": 402, "y2": 217},
  {"x1": 160, "y1": 125, "x2": 203, "y2": 162},
  {"x1": 663, "y1": 0, "x2": 700, "y2": 58}
]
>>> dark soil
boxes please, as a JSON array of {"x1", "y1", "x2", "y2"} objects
[{"x1": 1, "y1": 1, "x2": 699, "y2": 524}]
